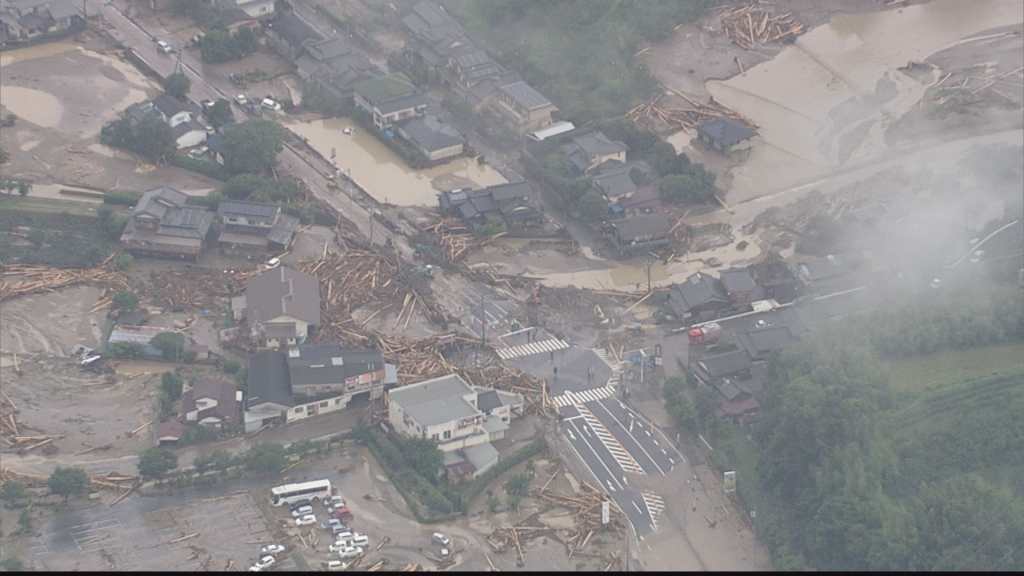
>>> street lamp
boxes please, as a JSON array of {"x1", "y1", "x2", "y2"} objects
[{"x1": 645, "y1": 257, "x2": 653, "y2": 294}]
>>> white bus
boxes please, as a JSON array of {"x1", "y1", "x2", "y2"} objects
[{"x1": 270, "y1": 479, "x2": 332, "y2": 506}]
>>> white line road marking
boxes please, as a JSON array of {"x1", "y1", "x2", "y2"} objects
[
  {"x1": 661, "y1": 448, "x2": 667, "y2": 454},
  {"x1": 632, "y1": 501, "x2": 643, "y2": 513},
  {"x1": 653, "y1": 439, "x2": 659, "y2": 446},
  {"x1": 496, "y1": 338, "x2": 569, "y2": 359},
  {"x1": 645, "y1": 430, "x2": 652, "y2": 436},
  {"x1": 606, "y1": 480, "x2": 616, "y2": 492},
  {"x1": 591, "y1": 400, "x2": 665, "y2": 475},
  {"x1": 567, "y1": 420, "x2": 624, "y2": 490}
]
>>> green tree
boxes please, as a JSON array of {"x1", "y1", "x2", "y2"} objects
[
  {"x1": 113, "y1": 252, "x2": 134, "y2": 271},
  {"x1": 150, "y1": 332, "x2": 186, "y2": 361},
  {"x1": 162, "y1": 73, "x2": 191, "y2": 99},
  {"x1": 133, "y1": 116, "x2": 177, "y2": 161},
  {"x1": 659, "y1": 173, "x2": 699, "y2": 204},
  {"x1": 204, "y1": 98, "x2": 233, "y2": 128},
  {"x1": 199, "y1": 28, "x2": 237, "y2": 63},
  {"x1": 400, "y1": 437, "x2": 443, "y2": 483},
  {"x1": 647, "y1": 140, "x2": 688, "y2": 175},
  {"x1": 221, "y1": 120, "x2": 288, "y2": 175},
  {"x1": 473, "y1": 216, "x2": 505, "y2": 238},
  {"x1": 222, "y1": 359, "x2": 241, "y2": 374},
  {"x1": 233, "y1": 26, "x2": 259, "y2": 55},
  {"x1": 138, "y1": 446, "x2": 178, "y2": 479},
  {"x1": 0, "y1": 146, "x2": 9, "y2": 164},
  {"x1": 0, "y1": 556, "x2": 24, "y2": 572},
  {"x1": 243, "y1": 442, "x2": 287, "y2": 473},
  {"x1": 578, "y1": 190, "x2": 607, "y2": 220},
  {"x1": 506, "y1": 494, "x2": 521, "y2": 510},
  {"x1": 17, "y1": 181, "x2": 30, "y2": 197},
  {"x1": 111, "y1": 290, "x2": 139, "y2": 314},
  {"x1": 193, "y1": 452, "x2": 214, "y2": 474},
  {"x1": 47, "y1": 467, "x2": 90, "y2": 504},
  {"x1": 160, "y1": 371, "x2": 184, "y2": 400},
  {"x1": 99, "y1": 117, "x2": 136, "y2": 149},
  {"x1": 220, "y1": 174, "x2": 298, "y2": 201},
  {"x1": 112, "y1": 341, "x2": 144, "y2": 358},
  {"x1": 234, "y1": 366, "x2": 248, "y2": 394},
  {"x1": 210, "y1": 448, "x2": 234, "y2": 473},
  {"x1": 694, "y1": 385, "x2": 718, "y2": 423},
  {"x1": 505, "y1": 473, "x2": 530, "y2": 496},
  {"x1": 0, "y1": 481, "x2": 26, "y2": 501}
]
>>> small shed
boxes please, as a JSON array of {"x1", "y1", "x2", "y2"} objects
[{"x1": 156, "y1": 421, "x2": 184, "y2": 445}]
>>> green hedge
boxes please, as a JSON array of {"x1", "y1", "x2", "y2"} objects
[
  {"x1": 452, "y1": 439, "x2": 548, "y2": 511},
  {"x1": 104, "y1": 190, "x2": 141, "y2": 205},
  {"x1": 168, "y1": 155, "x2": 231, "y2": 181},
  {"x1": 364, "y1": 432, "x2": 458, "y2": 524}
]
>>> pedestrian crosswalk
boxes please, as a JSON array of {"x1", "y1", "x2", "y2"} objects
[
  {"x1": 551, "y1": 386, "x2": 616, "y2": 408},
  {"x1": 496, "y1": 338, "x2": 569, "y2": 360},
  {"x1": 642, "y1": 492, "x2": 666, "y2": 531},
  {"x1": 591, "y1": 348, "x2": 623, "y2": 373},
  {"x1": 577, "y1": 403, "x2": 644, "y2": 475}
]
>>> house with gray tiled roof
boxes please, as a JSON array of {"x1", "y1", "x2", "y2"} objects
[
  {"x1": 216, "y1": 199, "x2": 300, "y2": 254},
  {"x1": 559, "y1": 131, "x2": 630, "y2": 175},
  {"x1": 296, "y1": 36, "x2": 379, "y2": 100},
  {"x1": 695, "y1": 117, "x2": 757, "y2": 153},
  {"x1": 119, "y1": 186, "x2": 214, "y2": 260},
  {"x1": 263, "y1": 13, "x2": 321, "y2": 60},
  {"x1": 0, "y1": 0, "x2": 81, "y2": 44},
  {"x1": 354, "y1": 72, "x2": 428, "y2": 130},
  {"x1": 396, "y1": 115, "x2": 464, "y2": 161},
  {"x1": 608, "y1": 214, "x2": 670, "y2": 255},
  {"x1": 124, "y1": 95, "x2": 210, "y2": 150},
  {"x1": 668, "y1": 271, "x2": 732, "y2": 321},
  {"x1": 492, "y1": 81, "x2": 558, "y2": 136},
  {"x1": 242, "y1": 266, "x2": 320, "y2": 347}
]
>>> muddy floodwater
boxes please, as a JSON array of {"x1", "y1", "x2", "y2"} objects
[
  {"x1": 704, "y1": 0, "x2": 1024, "y2": 204},
  {"x1": 288, "y1": 118, "x2": 507, "y2": 206}
]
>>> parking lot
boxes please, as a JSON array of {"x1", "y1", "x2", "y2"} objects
[{"x1": 30, "y1": 490, "x2": 288, "y2": 572}]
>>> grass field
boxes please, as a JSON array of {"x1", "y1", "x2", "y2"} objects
[
  {"x1": 0, "y1": 195, "x2": 99, "y2": 216},
  {"x1": 887, "y1": 343, "x2": 1024, "y2": 392}
]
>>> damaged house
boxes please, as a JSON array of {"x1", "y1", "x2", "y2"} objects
[{"x1": 438, "y1": 181, "x2": 543, "y2": 229}]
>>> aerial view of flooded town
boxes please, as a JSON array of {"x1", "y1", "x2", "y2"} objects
[{"x1": 0, "y1": 0, "x2": 1022, "y2": 572}]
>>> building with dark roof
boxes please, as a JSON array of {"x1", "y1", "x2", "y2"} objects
[
  {"x1": 438, "y1": 181, "x2": 542, "y2": 229},
  {"x1": 124, "y1": 95, "x2": 210, "y2": 150},
  {"x1": 719, "y1": 267, "x2": 760, "y2": 306},
  {"x1": 608, "y1": 214, "x2": 670, "y2": 254},
  {"x1": 735, "y1": 325, "x2": 796, "y2": 360},
  {"x1": 559, "y1": 132, "x2": 630, "y2": 175},
  {"x1": 296, "y1": 36, "x2": 379, "y2": 100},
  {"x1": 243, "y1": 266, "x2": 321, "y2": 347},
  {"x1": 396, "y1": 115, "x2": 465, "y2": 161},
  {"x1": 263, "y1": 13, "x2": 322, "y2": 60},
  {"x1": 285, "y1": 345, "x2": 385, "y2": 400},
  {"x1": 182, "y1": 377, "x2": 240, "y2": 430},
  {"x1": 353, "y1": 73, "x2": 428, "y2": 130},
  {"x1": 0, "y1": 0, "x2": 81, "y2": 44},
  {"x1": 668, "y1": 272, "x2": 732, "y2": 321},
  {"x1": 119, "y1": 187, "x2": 214, "y2": 260},
  {"x1": 216, "y1": 200, "x2": 300, "y2": 254},
  {"x1": 228, "y1": 0, "x2": 274, "y2": 19},
  {"x1": 695, "y1": 117, "x2": 758, "y2": 153}
]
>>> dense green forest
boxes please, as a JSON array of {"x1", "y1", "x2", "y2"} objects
[
  {"x1": 450, "y1": 0, "x2": 713, "y2": 123},
  {"x1": 753, "y1": 287, "x2": 1024, "y2": 571}
]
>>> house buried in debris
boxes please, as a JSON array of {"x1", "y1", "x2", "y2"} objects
[
  {"x1": 438, "y1": 181, "x2": 543, "y2": 229},
  {"x1": 608, "y1": 213, "x2": 670, "y2": 255},
  {"x1": 234, "y1": 266, "x2": 321, "y2": 347},
  {"x1": 694, "y1": 116, "x2": 758, "y2": 154}
]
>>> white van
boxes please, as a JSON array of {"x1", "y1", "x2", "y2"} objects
[{"x1": 326, "y1": 560, "x2": 347, "y2": 571}]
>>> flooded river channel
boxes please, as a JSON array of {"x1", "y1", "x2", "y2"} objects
[{"x1": 288, "y1": 118, "x2": 507, "y2": 206}]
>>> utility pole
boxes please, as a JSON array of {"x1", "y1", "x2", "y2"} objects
[
  {"x1": 368, "y1": 208, "x2": 374, "y2": 244},
  {"x1": 645, "y1": 257, "x2": 652, "y2": 294}
]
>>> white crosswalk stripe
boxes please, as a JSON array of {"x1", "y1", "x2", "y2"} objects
[
  {"x1": 642, "y1": 492, "x2": 666, "y2": 531},
  {"x1": 590, "y1": 348, "x2": 623, "y2": 373},
  {"x1": 551, "y1": 386, "x2": 616, "y2": 408},
  {"x1": 577, "y1": 404, "x2": 644, "y2": 474},
  {"x1": 496, "y1": 338, "x2": 569, "y2": 359}
]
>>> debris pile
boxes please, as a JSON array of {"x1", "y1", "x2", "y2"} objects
[
  {"x1": 0, "y1": 467, "x2": 139, "y2": 495},
  {"x1": 422, "y1": 218, "x2": 492, "y2": 262},
  {"x1": 0, "y1": 260, "x2": 130, "y2": 302},
  {"x1": 487, "y1": 512, "x2": 564, "y2": 566},
  {"x1": 711, "y1": 2, "x2": 806, "y2": 50},
  {"x1": 149, "y1": 267, "x2": 263, "y2": 310},
  {"x1": 533, "y1": 478, "x2": 627, "y2": 552},
  {"x1": 929, "y1": 64, "x2": 1024, "y2": 112},
  {"x1": 0, "y1": 389, "x2": 64, "y2": 455},
  {"x1": 624, "y1": 90, "x2": 757, "y2": 134}
]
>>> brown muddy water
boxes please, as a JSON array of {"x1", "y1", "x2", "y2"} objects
[{"x1": 288, "y1": 118, "x2": 508, "y2": 206}]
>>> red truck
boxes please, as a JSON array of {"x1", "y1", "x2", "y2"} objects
[{"x1": 688, "y1": 322, "x2": 723, "y2": 344}]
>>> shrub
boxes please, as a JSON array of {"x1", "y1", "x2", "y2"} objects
[
  {"x1": 168, "y1": 156, "x2": 231, "y2": 181},
  {"x1": 222, "y1": 359, "x2": 241, "y2": 374},
  {"x1": 104, "y1": 190, "x2": 140, "y2": 205}
]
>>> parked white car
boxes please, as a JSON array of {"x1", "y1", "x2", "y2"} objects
[
  {"x1": 264, "y1": 257, "x2": 281, "y2": 270},
  {"x1": 329, "y1": 540, "x2": 351, "y2": 553},
  {"x1": 326, "y1": 560, "x2": 348, "y2": 571},
  {"x1": 234, "y1": 94, "x2": 248, "y2": 107},
  {"x1": 260, "y1": 544, "x2": 285, "y2": 556},
  {"x1": 249, "y1": 555, "x2": 275, "y2": 571},
  {"x1": 325, "y1": 495, "x2": 345, "y2": 508},
  {"x1": 337, "y1": 546, "x2": 363, "y2": 559},
  {"x1": 155, "y1": 40, "x2": 173, "y2": 54},
  {"x1": 295, "y1": 514, "x2": 317, "y2": 527},
  {"x1": 261, "y1": 98, "x2": 282, "y2": 111},
  {"x1": 291, "y1": 505, "x2": 313, "y2": 517}
]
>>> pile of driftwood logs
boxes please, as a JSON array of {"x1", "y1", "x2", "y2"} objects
[
  {"x1": 149, "y1": 267, "x2": 263, "y2": 310},
  {"x1": 711, "y1": 2, "x2": 806, "y2": 50},
  {"x1": 534, "y1": 477, "x2": 627, "y2": 557},
  {"x1": 0, "y1": 389, "x2": 63, "y2": 455},
  {"x1": 625, "y1": 89, "x2": 756, "y2": 133},
  {"x1": 930, "y1": 64, "x2": 1024, "y2": 111},
  {"x1": 0, "y1": 258, "x2": 130, "y2": 302}
]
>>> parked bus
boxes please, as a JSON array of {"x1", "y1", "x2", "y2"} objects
[{"x1": 270, "y1": 479, "x2": 331, "y2": 506}]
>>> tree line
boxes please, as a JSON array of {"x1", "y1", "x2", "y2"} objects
[{"x1": 753, "y1": 286, "x2": 1024, "y2": 571}]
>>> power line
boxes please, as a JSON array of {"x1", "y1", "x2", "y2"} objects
[
  {"x1": 987, "y1": 536, "x2": 1024, "y2": 572},
  {"x1": 930, "y1": 501, "x2": 1020, "y2": 572}
]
